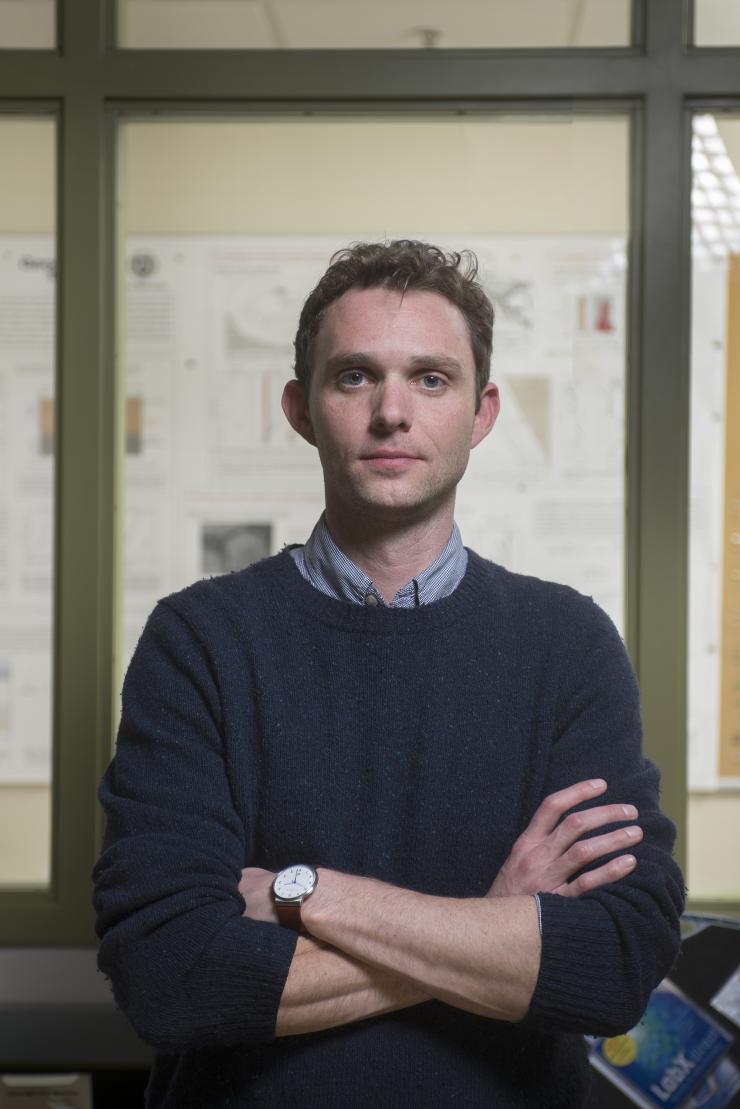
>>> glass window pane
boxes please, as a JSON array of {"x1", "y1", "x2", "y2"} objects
[
  {"x1": 689, "y1": 112, "x2": 740, "y2": 902},
  {"x1": 118, "y1": 0, "x2": 631, "y2": 49},
  {"x1": 0, "y1": 117, "x2": 55, "y2": 888},
  {"x1": 118, "y1": 113, "x2": 629, "y2": 687},
  {"x1": 0, "y1": 0, "x2": 55, "y2": 49},
  {"x1": 694, "y1": 0, "x2": 740, "y2": 46}
]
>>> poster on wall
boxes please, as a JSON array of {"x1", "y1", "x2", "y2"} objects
[{"x1": 0, "y1": 238, "x2": 55, "y2": 784}]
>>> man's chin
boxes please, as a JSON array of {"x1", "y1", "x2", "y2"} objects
[{"x1": 339, "y1": 484, "x2": 456, "y2": 524}]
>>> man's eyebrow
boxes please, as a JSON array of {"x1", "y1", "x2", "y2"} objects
[
  {"x1": 324, "y1": 353, "x2": 465, "y2": 374},
  {"x1": 324, "y1": 352, "x2": 378, "y2": 372},
  {"x1": 407, "y1": 355, "x2": 465, "y2": 375}
]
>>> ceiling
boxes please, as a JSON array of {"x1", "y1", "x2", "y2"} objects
[
  {"x1": 2, "y1": 0, "x2": 739, "y2": 51},
  {"x1": 120, "y1": 0, "x2": 631, "y2": 50}
]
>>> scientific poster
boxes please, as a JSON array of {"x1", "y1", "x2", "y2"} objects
[{"x1": 0, "y1": 238, "x2": 55, "y2": 783}]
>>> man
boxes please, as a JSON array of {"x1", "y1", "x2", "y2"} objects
[{"x1": 93, "y1": 241, "x2": 684, "y2": 1107}]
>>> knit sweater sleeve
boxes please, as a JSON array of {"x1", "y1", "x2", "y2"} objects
[
  {"x1": 92, "y1": 597, "x2": 298, "y2": 1051},
  {"x1": 523, "y1": 590, "x2": 685, "y2": 1037}
]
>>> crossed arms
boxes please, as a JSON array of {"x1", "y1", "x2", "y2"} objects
[
  {"x1": 239, "y1": 779, "x2": 645, "y2": 1036},
  {"x1": 93, "y1": 592, "x2": 685, "y2": 1052}
]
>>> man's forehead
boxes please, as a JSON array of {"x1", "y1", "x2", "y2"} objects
[
  {"x1": 323, "y1": 284, "x2": 458, "y2": 318},
  {"x1": 316, "y1": 286, "x2": 473, "y2": 355}
]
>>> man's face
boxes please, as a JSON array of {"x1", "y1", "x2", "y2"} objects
[{"x1": 282, "y1": 286, "x2": 499, "y2": 527}]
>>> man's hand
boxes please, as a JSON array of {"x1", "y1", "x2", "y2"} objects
[{"x1": 489, "y1": 778, "x2": 642, "y2": 899}]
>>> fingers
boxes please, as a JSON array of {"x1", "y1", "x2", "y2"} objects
[
  {"x1": 555, "y1": 852, "x2": 638, "y2": 897},
  {"x1": 524, "y1": 779, "x2": 608, "y2": 838},
  {"x1": 548, "y1": 825, "x2": 643, "y2": 895},
  {"x1": 551, "y1": 802, "x2": 640, "y2": 854},
  {"x1": 491, "y1": 779, "x2": 643, "y2": 900},
  {"x1": 525, "y1": 781, "x2": 640, "y2": 856},
  {"x1": 560, "y1": 823, "x2": 643, "y2": 872}
]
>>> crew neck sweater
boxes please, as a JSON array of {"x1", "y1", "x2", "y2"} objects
[{"x1": 93, "y1": 550, "x2": 684, "y2": 1109}]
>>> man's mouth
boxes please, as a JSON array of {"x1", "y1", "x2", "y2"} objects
[
  {"x1": 360, "y1": 451, "x2": 420, "y2": 469},
  {"x1": 362, "y1": 451, "x2": 417, "y2": 459}
]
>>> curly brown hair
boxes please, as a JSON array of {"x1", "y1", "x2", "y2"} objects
[{"x1": 293, "y1": 240, "x2": 494, "y2": 407}]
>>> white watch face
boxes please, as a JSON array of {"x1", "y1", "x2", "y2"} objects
[{"x1": 273, "y1": 864, "x2": 316, "y2": 900}]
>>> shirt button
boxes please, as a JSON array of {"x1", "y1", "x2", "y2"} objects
[{"x1": 364, "y1": 594, "x2": 379, "y2": 607}]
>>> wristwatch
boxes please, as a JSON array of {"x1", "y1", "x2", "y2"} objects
[{"x1": 271, "y1": 864, "x2": 318, "y2": 933}]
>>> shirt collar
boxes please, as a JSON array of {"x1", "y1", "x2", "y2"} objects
[{"x1": 296, "y1": 514, "x2": 467, "y2": 608}]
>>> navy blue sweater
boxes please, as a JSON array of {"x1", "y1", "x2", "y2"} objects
[{"x1": 93, "y1": 550, "x2": 684, "y2": 1108}]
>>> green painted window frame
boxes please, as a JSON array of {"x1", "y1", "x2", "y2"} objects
[{"x1": 0, "y1": 0, "x2": 738, "y2": 943}]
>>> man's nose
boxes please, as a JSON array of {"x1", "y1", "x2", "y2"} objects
[{"x1": 369, "y1": 378, "x2": 411, "y2": 432}]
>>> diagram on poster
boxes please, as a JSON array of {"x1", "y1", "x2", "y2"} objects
[{"x1": 0, "y1": 238, "x2": 55, "y2": 784}]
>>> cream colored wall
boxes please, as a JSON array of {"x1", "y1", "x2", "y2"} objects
[
  {"x1": 1, "y1": 113, "x2": 739, "y2": 901},
  {"x1": 689, "y1": 794, "x2": 740, "y2": 900},
  {"x1": 0, "y1": 119, "x2": 54, "y2": 889},
  {"x1": 0, "y1": 787, "x2": 50, "y2": 886},
  {"x1": 0, "y1": 118, "x2": 55, "y2": 232},
  {"x1": 122, "y1": 116, "x2": 629, "y2": 235},
  {"x1": 0, "y1": 791, "x2": 51, "y2": 887}
]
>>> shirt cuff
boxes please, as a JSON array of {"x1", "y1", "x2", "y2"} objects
[{"x1": 534, "y1": 893, "x2": 543, "y2": 936}]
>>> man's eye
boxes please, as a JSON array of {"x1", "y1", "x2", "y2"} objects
[
  {"x1": 339, "y1": 370, "x2": 367, "y2": 387},
  {"x1": 420, "y1": 374, "x2": 445, "y2": 389}
]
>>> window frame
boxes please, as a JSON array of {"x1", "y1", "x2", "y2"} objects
[{"x1": 0, "y1": 0, "x2": 737, "y2": 944}]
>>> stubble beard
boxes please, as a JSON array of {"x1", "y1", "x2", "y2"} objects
[{"x1": 324, "y1": 453, "x2": 469, "y2": 530}]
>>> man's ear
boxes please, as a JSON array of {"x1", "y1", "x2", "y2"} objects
[
  {"x1": 281, "y1": 379, "x2": 317, "y2": 446},
  {"x1": 470, "y1": 381, "x2": 500, "y2": 449}
]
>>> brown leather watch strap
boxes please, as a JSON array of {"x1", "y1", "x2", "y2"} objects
[{"x1": 275, "y1": 899, "x2": 306, "y2": 934}]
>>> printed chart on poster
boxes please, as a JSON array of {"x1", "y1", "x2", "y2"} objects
[
  {"x1": 5, "y1": 230, "x2": 709, "y2": 786},
  {"x1": 0, "y1": 238, "x2": 55, "y2": 785}
]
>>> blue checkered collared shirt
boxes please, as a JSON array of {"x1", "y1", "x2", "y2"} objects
[{"x1": 289, "y1": 515, "x2": 468, "y2": 608}]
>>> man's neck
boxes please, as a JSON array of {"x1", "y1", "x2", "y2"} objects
[{"x1": 323, "y1": 505, "x2": 456, "y2": 604}]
